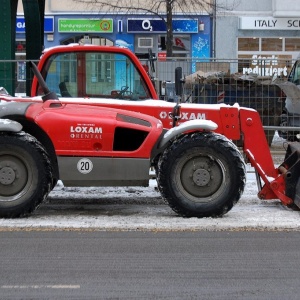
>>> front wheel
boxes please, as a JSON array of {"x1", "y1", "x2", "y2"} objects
[
  {"x1": 0, "y1": 132, "x2": 53, "y2": 218},
  {"x1": 157, "y1": 132, "x2": 246, "y2": 218}
]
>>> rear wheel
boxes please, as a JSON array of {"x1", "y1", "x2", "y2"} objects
[
  {"x1": 0, "y1": 132, "x2": 53, "y2": 218},
  {"x1": 157, "y1": 132, "x2": 246, "y2": 218}
]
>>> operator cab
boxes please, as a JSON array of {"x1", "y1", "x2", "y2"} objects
[
  {"x1": 288, "y1": 55, "x2": 300, "y2": 85},
  {"x1": 37, "y1": 51, "x2": 152, "y2": 100}
]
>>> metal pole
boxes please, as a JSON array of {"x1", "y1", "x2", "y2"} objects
[
  {"x1": 23, "y1": 0, "x2": 45, "y2": 95},
  {"x1": 0, "y1": 0, "x2": 18, "y2": 95}
]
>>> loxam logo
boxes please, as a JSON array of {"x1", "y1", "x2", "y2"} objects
[
  {"x1": 70, "y1": 125, "x2": 102, "y2": 139},
  {"x1": 159, "y1": 111, "x2": 206, "y2": 120},
  {"x1": 70, "y1": 126, "x2": 102, "y2": 134}
]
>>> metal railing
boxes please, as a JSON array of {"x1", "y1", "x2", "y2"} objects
[
  {"x1": 1, "y1": 57, "x2": 300, "y2": 146},
  {"x1": 145, "y1": 57, "x2": 299, "y2": 146},
  {"x1": 0, "y1": 59, "x2": 38, "y2": 97}
]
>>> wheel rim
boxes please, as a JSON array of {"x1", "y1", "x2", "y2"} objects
[
  {"x1": 0, "y1": 154, "x2": 32, "y2": 201},
  {"x1": 175, "y1": 152, "x2": 227, "y2": 203}
]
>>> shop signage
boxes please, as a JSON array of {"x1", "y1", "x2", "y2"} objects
[
  {"x1": 58, "y1": 19, "x2": 113, "y2": 33},
  {"x1": 16, "y1": 17, "x2": 54, "y2": 33},
  {"x1": 158, "y1": 52, "x2": 167, "y2": 61},
  {"x1": 239, "y1": 17, "x2": 300, "y2": 30},
  {"x1": 241, "y1": 54, "x2": 289, "y2": 76},
  {"x1": 127, "y1": 19, "x2": 198, "y2": 33}
]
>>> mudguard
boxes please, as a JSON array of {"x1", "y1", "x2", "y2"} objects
[
  {"x1": 0, "y1": 119, "x2": 22, "y2": 132},
  {"x1": 157, "y1": 119, "x2": 218, "y2": 149},
  {"x1": 0, "y1": 102, "x2": 32, "y2": 117},
  {"x1": 0, "y1": 102, "x2": 30, "y2": 132}
]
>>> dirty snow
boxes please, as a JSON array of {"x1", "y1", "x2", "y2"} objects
[
  {"x1": 0, "y1": 134, "x2": 299, "y2": 231},
  {"x1": 0, "y1": 169, "x2": 299, "y2": 232}
]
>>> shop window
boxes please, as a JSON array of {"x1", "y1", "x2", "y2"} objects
[
  {"x1": 236, "y1": 55, "x2": 252, "y2": 73},
  {"x1": 285, "y1": 38, "x2": 300, "y2": 51},
  {"x1": 60, "y1": 35, "x2": 113, "y2": 46},
  {"x1": 16, "y1": 40, "x2": 26, "y2": 53},
  {"x1": 138, "y1": 37, "x2": 154, "y2": 48},
  {"x1": 158, "y1": 35, "x2": 190, "y2": 56},
  {"x1": 238, "y1": 38, "x2": 259, "y2": 51},
  {"x1": 262, "y1": 38, "x2": 283, "y2": 51},
  {"x1": 238, "y1": 54, "x2": 290, "y2": 77}
]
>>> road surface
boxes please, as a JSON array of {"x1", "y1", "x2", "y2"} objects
[{"x1": 0, "y1": 231, "x2": 299, "y2": 300}]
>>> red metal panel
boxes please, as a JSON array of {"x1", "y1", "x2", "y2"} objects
[
  {"x1": 240, "y1": 108, "x2": 277, "y2": 178},
  {"x1": 25, "y1": 101, "x2": 162, "y2": 158}
]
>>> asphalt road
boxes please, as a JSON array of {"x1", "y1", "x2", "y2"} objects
[{"x1": 0, "y1": 231, "x2": 300, "y2": 300}]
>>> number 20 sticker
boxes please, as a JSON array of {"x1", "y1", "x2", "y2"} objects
[{"x1": 77, "y1": 158, "x2": 93, "y2": 174}]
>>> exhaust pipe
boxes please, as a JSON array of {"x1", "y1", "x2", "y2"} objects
[{"x1": 29, "y1": 61, "x2": 59, "y2": 102}]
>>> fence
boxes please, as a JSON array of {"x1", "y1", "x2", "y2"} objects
[
  {"x1": 147, "y1": 57, "x2": 299, "y2": 146},
  {"x1": 1, "y1": 57, "x2": 300, "y2": 146},
  {"x1": 0, "y1": 59, "x2": 39, "y2": 97}
]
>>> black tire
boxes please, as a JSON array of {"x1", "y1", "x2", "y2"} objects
[
  {"x1": 287, "y1": 203, "x2": 300, "y2": 211},
  {"x1": 278, "y1": 113, "x2": 299, "y2": 142},
  {"x1": 0, "y1": 132, "x2": 53, "y2": 218},
  {"x1": 157, "y1": 132, "x2": 246, "y2": 218}
]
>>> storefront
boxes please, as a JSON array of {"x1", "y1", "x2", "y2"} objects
[
  {"x1": 15, "y1": 16, "x2": 55, "y2": 59},
  {"x1": 15, "y1": 14, "x2": 212, "y2": 59},
  {"x1": 215, "y1": 0, "x2": 300, "y2": 77},
  {"x1": 237, "y1": 17, "x2": 300, "y2": 77}
]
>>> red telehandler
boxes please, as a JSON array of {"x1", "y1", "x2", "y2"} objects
[{"x1": 0, "y1": 44, "x2": 299, "y2": 218}]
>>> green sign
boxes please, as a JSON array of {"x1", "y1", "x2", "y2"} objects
[{"x1": 58, "y1": 19, "x2": 113, "y2": 33}]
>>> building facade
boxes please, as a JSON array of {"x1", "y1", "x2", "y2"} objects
[
  {"x1": 16, "y1": 0, "x2": 213, "y2": 61},
  {"x1": 215, "y1": 0, "x2": 300, "y2": 75},
  {"x1": 16, "y1": 0, "x2": 300, "y2": 80}
]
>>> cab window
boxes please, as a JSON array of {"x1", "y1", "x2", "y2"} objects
[
  {"x1": 289, "y1": 61, "x2": 300, "y2": 85},
  {"x1": 41, "y1": 51, "x2": 151, "y2": 100}
]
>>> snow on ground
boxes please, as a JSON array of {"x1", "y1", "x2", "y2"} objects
[
  {"x1": 0, "y1": 171, "x2": 299, "y2": 231},
  {"x1": 0, "y1": 133, "x2": 299, "y2": 231}
]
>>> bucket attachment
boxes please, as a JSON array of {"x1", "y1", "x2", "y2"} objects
[{"x1": 281, "y1": 142, "x2": 300, "y2": 208}]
